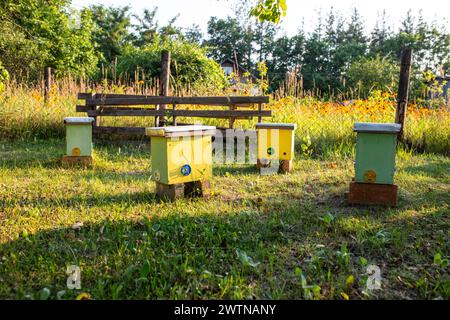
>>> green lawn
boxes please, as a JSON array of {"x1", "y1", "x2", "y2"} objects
[{"x1": 0, "y1": 139, "x2": 448, "y2": 299}]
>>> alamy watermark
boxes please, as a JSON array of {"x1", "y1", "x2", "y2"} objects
[
  {"x1": 66, "y1": 265, "x2": 81, "y2": 290},
  {"x1": 366, "y1": 264, "x2": 382, "y2": 291},
  {"x1": 166, "y1": 129, "x2": 281, "y2": 174}
]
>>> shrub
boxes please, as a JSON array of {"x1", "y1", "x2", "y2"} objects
[
  {"x1": 116, "y1": 39, "x2": 227, "y2": 91},
  {"x1": 347, "y1": 55, "x2": 399, "y2": 98}
]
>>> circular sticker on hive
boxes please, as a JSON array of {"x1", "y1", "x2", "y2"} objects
[
  {"x1": 153, "y1": 170, "x2": 161, "y2": 181},
  {"x1": 364, "y1": 170, "x2": 377, "y2": 183},
  {"x1": 71, "y1": 147, "x2": 81, "y2": 156},
  {"x1": 267, "y1": 147, "x2": 275, "y2": 156},
  {"x1": 181, "y1": 164, "x2": 192, "y2": 176}
]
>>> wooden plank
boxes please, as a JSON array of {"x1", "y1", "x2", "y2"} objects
[
  {"x1": 93, "y1": 126, "x2": 146, "y2": 135},
  {"x1": 78, "y1": 93, "x2": 157, "y2": 99},
  {"x1": 77, "y1": 93, "x2": 95, "y2": 99},
  {"x1": 77, "y1": 105, "x2": 156, "y2": 112},
  {"x1": 92, "y1": 126, "x2": 257, "y2": 140},
  {"x1": 87, "y1": 109, "x2": 272, "y2": 118},
  {"x1": 85, "y1": 96, "x2": 270, "y2": 106}
]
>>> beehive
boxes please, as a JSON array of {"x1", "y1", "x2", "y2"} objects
[
  {"x1": 145, "y1": 125, "x2": 216, "y2": 185},
  {"x1": 64, "y1": 117, "x2": 95, "y2": 157},
  {"x1": 255, "y1": 123, "x2": 296, "y2": 173},
  {"x1": 354, "y1": 123, "x2": 401, "y2": 185}
]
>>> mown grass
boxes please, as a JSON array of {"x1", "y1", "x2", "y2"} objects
[{"x1": 0, "y1": 139, "x2": 448, "y2": 300}]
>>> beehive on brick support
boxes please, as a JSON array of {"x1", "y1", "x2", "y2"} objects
[
  {"x1": 255, "y1": 123, "x2": 297, "y2": 174},
  {"x1": 348, "y1": 122, "x2": 402, "y2": 207},
  {"x1": 145, "y1": 125, "x2": 216, "y2": 201},
  {"x1": 62, "y1": 117, "x2": 95, "y2": 166}
]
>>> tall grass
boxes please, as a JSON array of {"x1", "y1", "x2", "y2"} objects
[{"x1": 0, "y1": 81, "x2": 448, "y2": 156}]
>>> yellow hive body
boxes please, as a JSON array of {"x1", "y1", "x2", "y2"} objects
[
  {"x1": 256, "y1": 123, "x2": 296, "y2": 161},
  {"x1": 146, "y1": 125, "x2": 216, "y2": 185}
]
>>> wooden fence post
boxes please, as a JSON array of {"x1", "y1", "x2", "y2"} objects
[
  {"x1": 395, "y1": 47, "x2": 412, "y2": 142},
  {"x1": 44, "y1": 67, "x2": 52, "y2": 103},
  {"x1": 156, "y1": 50, "x2": 171, "y2": 127}
]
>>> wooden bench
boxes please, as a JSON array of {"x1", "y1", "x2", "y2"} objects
[{"x1": 76, "y1": 93, "x2": 271, "y2": 138}]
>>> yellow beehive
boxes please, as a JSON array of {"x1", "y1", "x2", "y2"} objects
[
  {"x1": 145, "y1": 125, "x2": 216, "y2": 185},
  {"x1": 256, "y1": 123, "x2": 296, "y2": 161}
]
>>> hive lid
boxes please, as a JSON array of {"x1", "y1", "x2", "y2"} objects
[
  {"x1": 64, "y1": 117, "x2": 95, "y2": 124},
  {"x1": 354, "y1": 122, "x2": 401, "y2": 133},
  {"x1": 255, "y1": 123, "x2": 297, "y2": 130},
  {"x1": 145, "y1": 125, "x2": 216, "y2": 137}
]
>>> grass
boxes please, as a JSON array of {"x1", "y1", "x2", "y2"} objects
[
  {"x1": 1, "y1": 86, "x2": 449, "y2": 156},
  {"x1": 0, "y1": 139, "x2": 448, "y2": 300}
]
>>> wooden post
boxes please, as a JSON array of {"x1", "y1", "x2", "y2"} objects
[
  {"x1": 44, "y1": 67, "x2": 52, "y2": 103},
  {"x1": 395, "y1": 47, "x2": 412, "y2": 142},
  {"x1": 172, "y1": 103, "x2": 177, "y2": 126},
  {"x1": 258, "y1": 103, "x2": 263, "y2": 123},
  {"x1": 157, "y1": 50, "x2": 171, "y2": 127},
  {"x1": 229, "y1": 104, "x2": 236, "y2": 129}
]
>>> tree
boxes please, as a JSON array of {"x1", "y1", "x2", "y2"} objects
[
  {"x1": 370, "y1": 10, "x2": 392, "y2": 55},
  {"x1": 0, "y1": 0, "x2": 98, "y2": 79},
  {"x1": 90, "y1": 5, "x2": 132, "y2": 65},
  {"x1": 184, "y1": 24, "x2": 203, "y2": 45},
  {"x1": 205, "y1": 17, "x2": 253, "y2": 70},
  {"x1": 132, "y1": 8, "x2": 159, "y2": 47}
]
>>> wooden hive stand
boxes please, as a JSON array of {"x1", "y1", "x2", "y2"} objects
[{"x1": 347, "y1": 181, "x2": 398, "y2": 207}]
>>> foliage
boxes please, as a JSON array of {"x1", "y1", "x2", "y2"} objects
[
  {"x1": 347, "y1": 55, "x2": 399, "y2": 97},
  {"x1": 1, "y1": 83, "x2": 448, "y2": 156},
  {"x1": 89, "y1": 5, "x2": 133, "y2": 65},
  {"x1": 250, "y1": 0, "x2": 287, "y2": 24},
  {"x1": 206, "y1": 6, "x2": 449, "y2": 99},
  {"x1": 0, "y1": 0, "x2": 98, "y2": 79},
  {"x1": 116, "y1": 39, "x2": 227, "y2": 90}
]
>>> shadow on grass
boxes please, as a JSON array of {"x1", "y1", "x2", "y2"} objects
[
  {"x1": 1, "y1": 196, "x2": 448, "y2": 300},
  {"x1": 402, "y1": 160, "x2": 450, "y2": 179}
]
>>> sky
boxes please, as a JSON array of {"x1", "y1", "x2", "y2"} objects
[{"x1": 71, "y1": 0, "x2": 449, "y2": 37}]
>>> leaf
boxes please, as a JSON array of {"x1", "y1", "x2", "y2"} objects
[
  {"x1": 236, "y1": 249, "x2": 260, "y2": 268},
  {"x1": 320, "y1": 212, "x2": 335, "y2": 225},
  {"x1": 341, "y1": 292, "x2": 350, "y2": 300},
  {"x1": 22, "y1": 229, "x2": 29, "y2": 238},
  {"x1": 39, "y1": 287, "x2": 51, "y2": 300},
  {"x1": 359, "y1": 257, "x2": 368, "y2": 266},
  {"x1": 312, "y1": 285, "x2": 321, "y2": 299},
  {"x1": 346, "y1": 275, "x2": 355, "y2": 287},
  {"x1": 140, "y1": 260, "x2": 151, "y2": 278},
  {"x1": 75, "y1": 292, "x2": 91, "y2": 300},
  {"x1": 433, "y1": 253, "x2": 442, "y2": 265}
]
